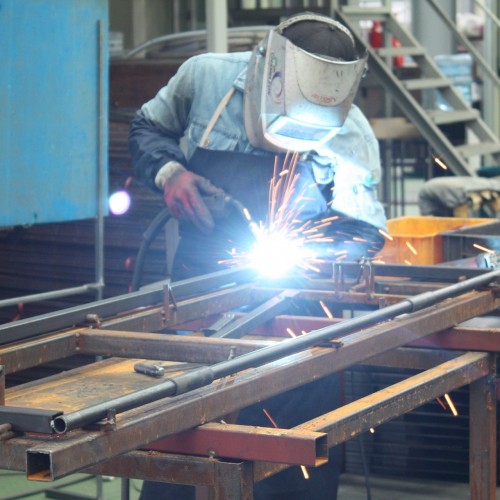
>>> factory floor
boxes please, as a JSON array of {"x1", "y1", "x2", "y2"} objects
[{"x1": 1, "y1": 471, "x2": 489, "y2": 499}]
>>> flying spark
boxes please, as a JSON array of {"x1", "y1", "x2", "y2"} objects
[
  {"x1": 405, "y1": 241, "x2": 418, "y2": 255},
  {"x1": 444, "y1": 393, "x2": 458, "y2": 416},
  {"x1": 432, "y1": 154, "x2": 449, "y2": 170},
  {"x1": 378, "y1": 228, "x2": 393, "y2": 241},
  {"x1": 319, "y1": 300, "x2": 334, "y2": 319},
  {"x1": 473, "y1": 243, "x2": 495, "y2": 254}
]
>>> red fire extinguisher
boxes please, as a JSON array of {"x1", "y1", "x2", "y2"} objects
[
  {"x1": 392, "y1": 37, "x2": 405, "y2": 67},
  {"x1": 369, "y1": 21, "x2": 383, "y2": 48}
]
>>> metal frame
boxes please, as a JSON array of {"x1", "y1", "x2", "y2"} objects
[
  {"x1": 0, "y1": 263, "x2": 499, "y2": 498},
  {"x1": 0, "y1": 17, "x2": 108, "y2": 310}
]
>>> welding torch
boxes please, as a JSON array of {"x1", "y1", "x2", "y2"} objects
[{"x1": 204, "y1": 192, "x2": 260, "y2": 240}]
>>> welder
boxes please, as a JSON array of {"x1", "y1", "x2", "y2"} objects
[{"x1": 129, "y1": 12, "x2": 387, "y2": 500}]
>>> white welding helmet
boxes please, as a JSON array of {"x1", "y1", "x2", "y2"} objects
[{"x1": 244, "y1": 13, "x2": 367, "y2": 153}]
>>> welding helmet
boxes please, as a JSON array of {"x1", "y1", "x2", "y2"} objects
[{"x1": 244, "y1": 13, "x2": 367, "y2": 153}]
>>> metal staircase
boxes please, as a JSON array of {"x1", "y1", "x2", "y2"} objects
[{"x1": 336, "y1": 3, "x2": 500, "y2": 177}]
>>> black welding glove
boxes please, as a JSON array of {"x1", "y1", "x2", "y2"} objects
[{"x1": 304, "y1": 211, "x2": 385, "y2": 262}]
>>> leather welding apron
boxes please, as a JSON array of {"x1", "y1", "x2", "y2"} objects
[{"x1": 172, "y1": 147, "x2": 328, "y2": 280}]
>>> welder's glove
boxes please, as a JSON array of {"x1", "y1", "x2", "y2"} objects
[
  {"x1": 306, "y1": 212, "x2": 385, "y2": 262},
  {"x1": 163, "y1": 169, "x2": 223, "y2": 232}
]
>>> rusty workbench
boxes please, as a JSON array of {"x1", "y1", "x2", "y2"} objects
[{"x1": 0, "y1": 262, "x2": 499, "y2": 499}]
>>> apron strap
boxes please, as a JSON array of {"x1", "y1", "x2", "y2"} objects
[{"x1": 199, "y1": 86, "x2": 236, "y2": 147}]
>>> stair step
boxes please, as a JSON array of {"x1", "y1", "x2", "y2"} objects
[
  {"x1": 404, "y1": 78, "x2": 452, "y2": 90},
  {"x1": 428, "y1": 109, "x2": 479, "y2": 125},
  {"x1": 455, "y1": 142, "x2": 500, "y2": 158},
  {"x1": 341, "y1": 6, "x2": 391, "y2": 16},
  {"x1": 377, "y1": 47, "x2": 425, "y2": 57}
]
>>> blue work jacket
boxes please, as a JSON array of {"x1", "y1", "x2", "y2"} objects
[{"x1": 129, "y1": 51, "x2": 387, "y2": 230}]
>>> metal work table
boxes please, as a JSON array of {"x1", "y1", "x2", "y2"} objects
[{"x1": 0, "y1": 263, "x2": 499, "y2": 499}]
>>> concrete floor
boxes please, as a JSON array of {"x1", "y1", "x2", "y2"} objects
[
  {"x1": 1, "y1": 471, "x2": 487, "y2": 499},
  {"x1": 338, "y1": 473, "x2": 476, "y2": 499}
]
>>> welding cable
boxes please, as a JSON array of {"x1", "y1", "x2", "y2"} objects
[{"x1": 131, "y1": 207, "x2": 171, "y2": 292}]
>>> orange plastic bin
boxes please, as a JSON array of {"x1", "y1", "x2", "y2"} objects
[{"x1": 375, "y1": 216, "x2": 496, "y2": 265}]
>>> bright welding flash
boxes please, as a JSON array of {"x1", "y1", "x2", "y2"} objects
[{"x1": 248, "y1": 231, "x2": 308, "y2": 279}]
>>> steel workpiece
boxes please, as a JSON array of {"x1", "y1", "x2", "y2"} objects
[{"x1": 51, "y1": 268, "x2": 500, "y2": 434}]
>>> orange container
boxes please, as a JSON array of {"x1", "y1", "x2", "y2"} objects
[{"x1": 376, "y1": 216, "x2": 496, "y2": 265}]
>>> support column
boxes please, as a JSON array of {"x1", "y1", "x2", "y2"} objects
[
  {"x1": 469, "y1": 354, "x2": 497, "y2": 500},
  {"x1": 206, "y1": 0, "x2": 228, "y2": 53}
]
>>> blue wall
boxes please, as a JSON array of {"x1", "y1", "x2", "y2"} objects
[{"x1": 0, "y1": 0, "x2": 108, "y2": 226}]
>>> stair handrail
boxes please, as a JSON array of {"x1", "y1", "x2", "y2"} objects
[{"x1": 473, "y1": 0, "x2": 500, "y2": 29}]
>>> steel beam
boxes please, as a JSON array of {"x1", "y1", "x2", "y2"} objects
[
  {"x1": 145, "y1": 422, "x2": 328, "y2": 467},
  {"x1": 22, "y1": 352, "x2": 491, "y2": 497},
  {"x1": 102, "y1": 283, "x2": 257, "y2": 333},
  {"x1": 411, "y1": 326, "x2": 500, "y2": 353},
  {"x1": 211, "y1": 290, "x2": 300, "y2": 339},
  {"x1": 77, "y1": 329, "x2": 274, "y2": 363},
  {"x1": 88, "y1": 450, "x2": 254, "y2": 497},
  {"x1": 0, "y1": 332, "x2": 78, "y2": 374}
]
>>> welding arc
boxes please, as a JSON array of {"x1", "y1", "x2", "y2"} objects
[{"x1": 51, "y1": 268, "x2": 500, "y2": 434}]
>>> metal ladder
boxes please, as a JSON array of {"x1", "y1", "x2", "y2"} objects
[{"x1": 336, "y1": 3, "x2": 500, "y2": 177}]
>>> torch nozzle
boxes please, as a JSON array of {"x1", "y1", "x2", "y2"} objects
[
  {"x1": 225, "y1": 196, "x2": 260, "y2": 240},
  {"x1": 202, "y1": 193, "x2": 259, "y2": 241}
]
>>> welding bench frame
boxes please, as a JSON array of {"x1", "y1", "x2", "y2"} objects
[{"x1": 0, "y1": 263, "x2": 499, "y2": 499}]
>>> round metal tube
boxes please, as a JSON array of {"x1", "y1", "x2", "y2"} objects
[
  {"x1": 52, "y1": 268, "x2": 500, "y2": 433},
  {"x1": 51, "y1": 379, "x2": 178, "y2": 433}
]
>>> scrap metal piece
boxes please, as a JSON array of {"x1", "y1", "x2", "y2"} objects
[{"x1": 134, "y1": 363, "x2": 165, "y2": 378}]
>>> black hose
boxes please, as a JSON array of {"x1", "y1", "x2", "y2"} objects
[{"x1": 130, "y1": 207, "x2": 172, "y2": 292}]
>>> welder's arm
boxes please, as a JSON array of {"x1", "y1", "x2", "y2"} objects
[
  {"x1": 129, "y1": 110, "x2": 187, "y2": 193},
  {"x1": 129, "y1": 55, "x2": 201, "y2": 191},
  {"x1": 129, "y1": 111, "x2": 222, "y2": 231},
  {"x1": 128, "y1": 57, "x2": 224, "y2": 230}
]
